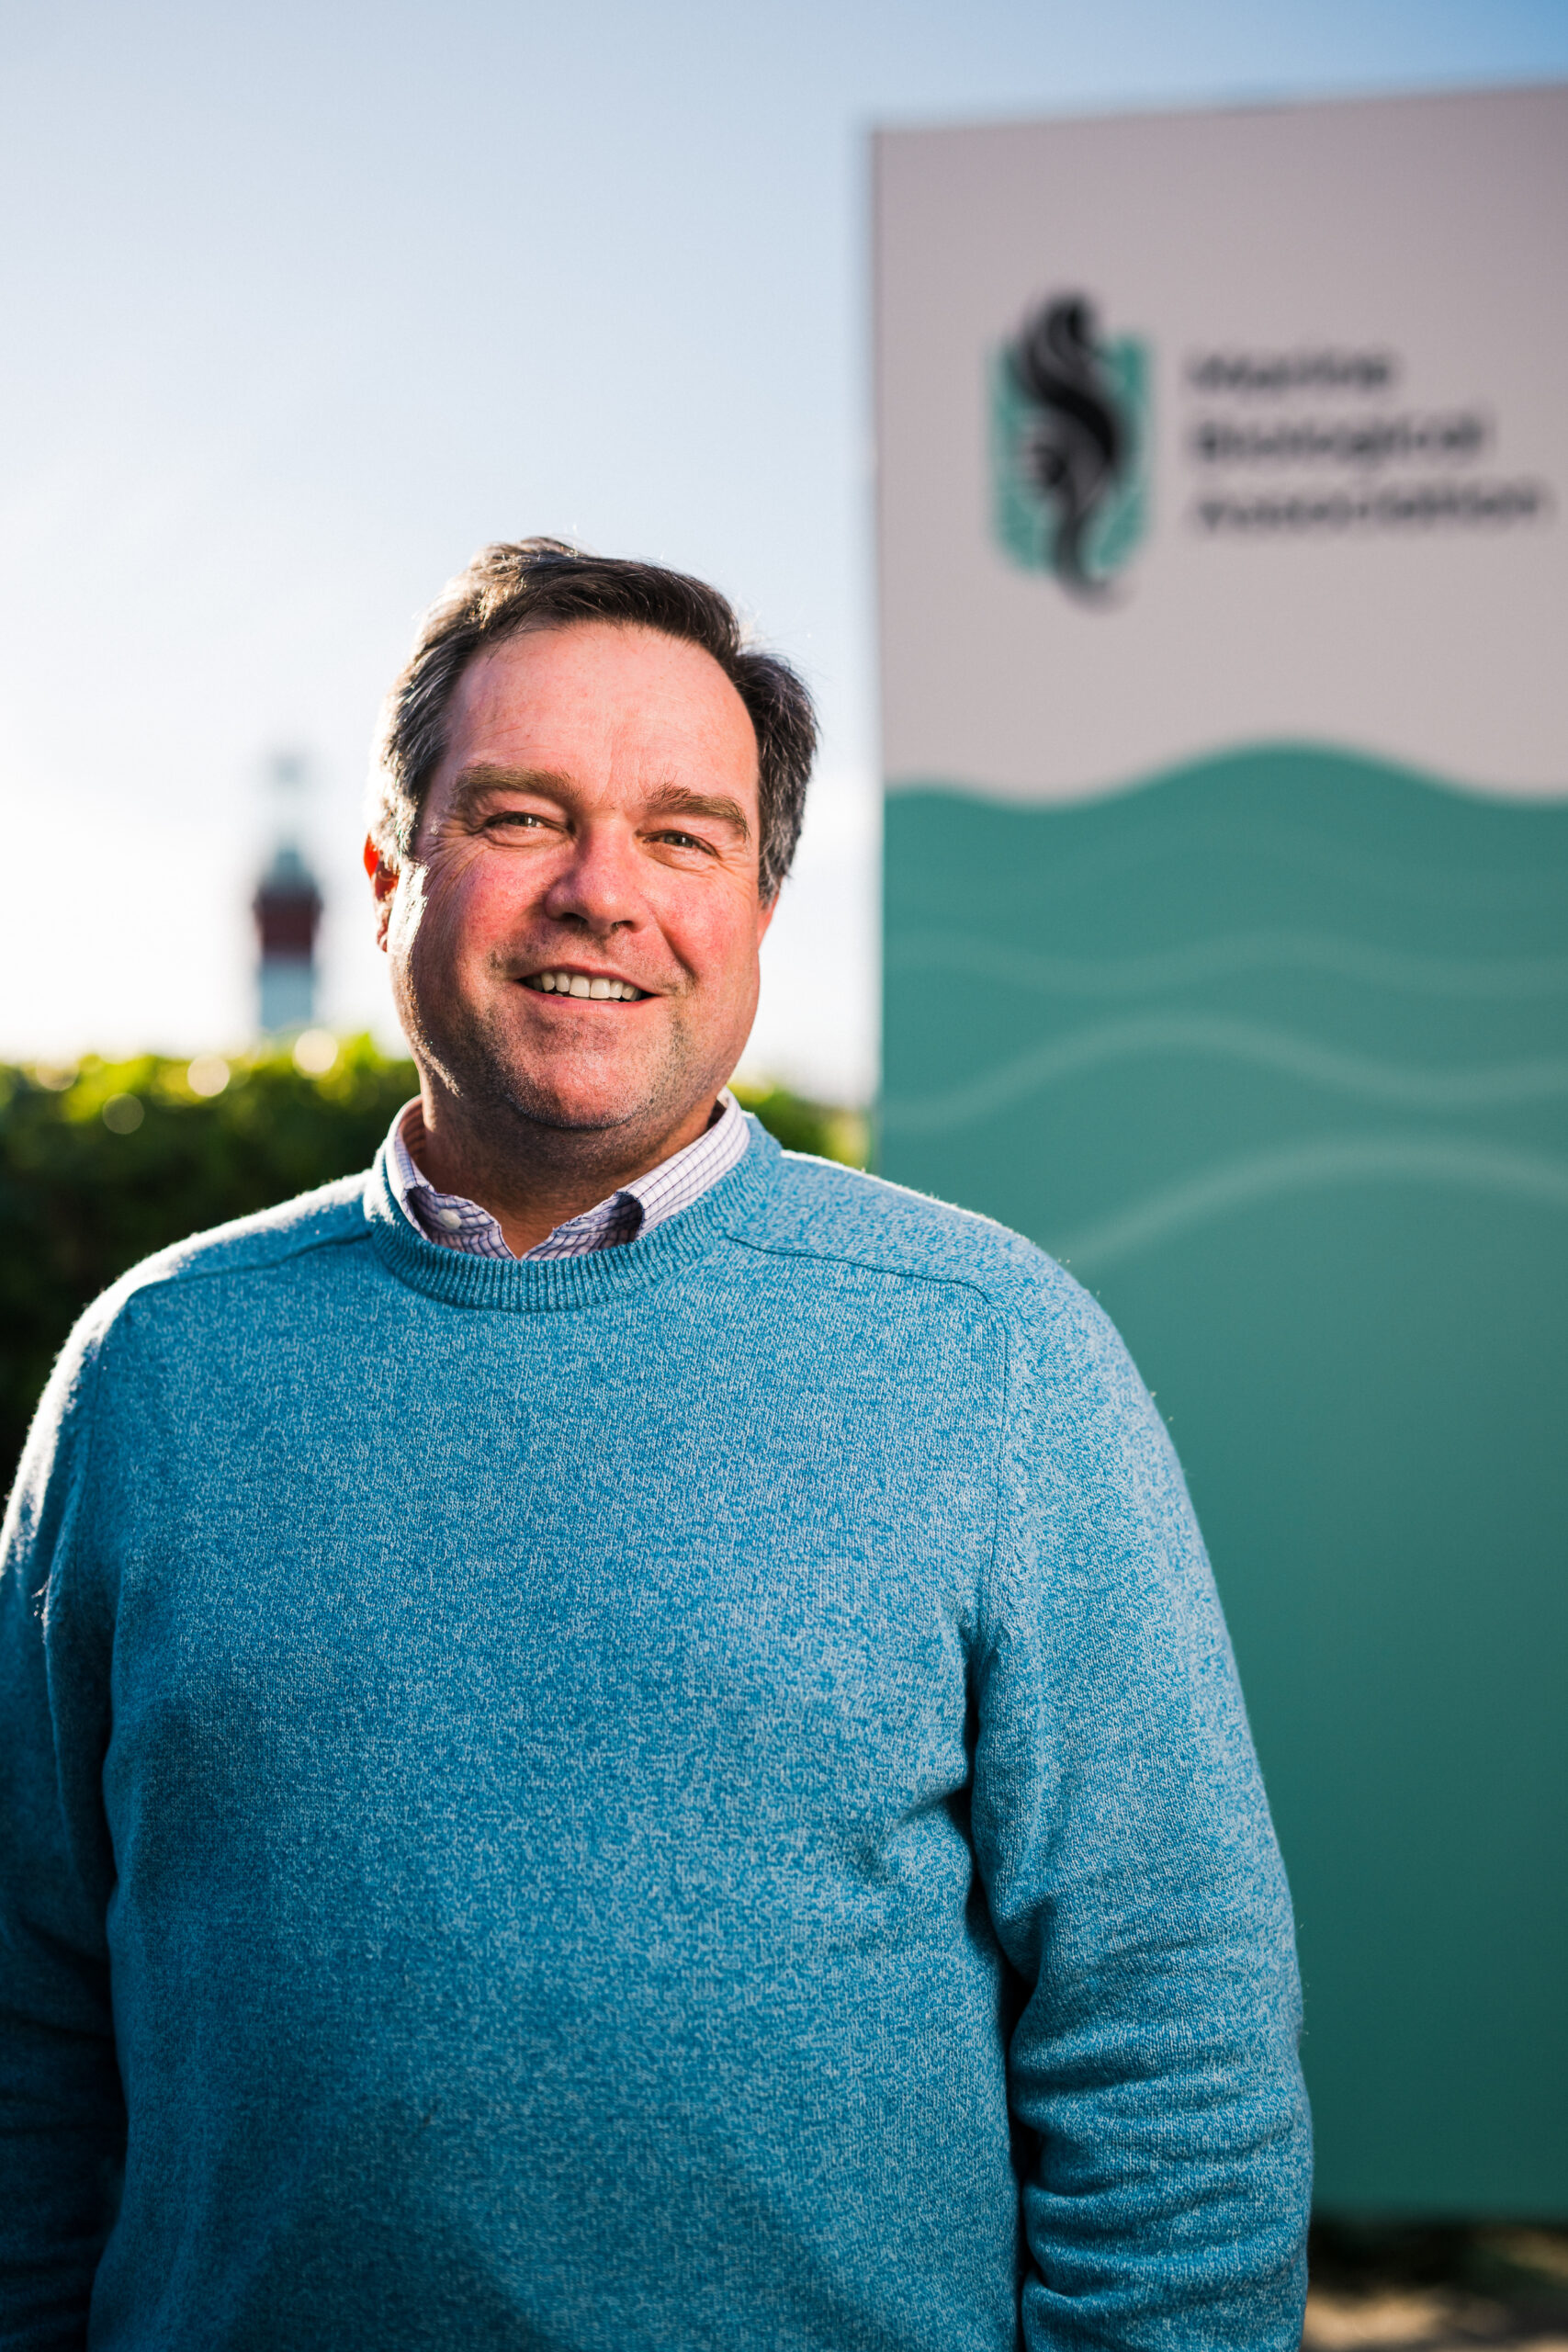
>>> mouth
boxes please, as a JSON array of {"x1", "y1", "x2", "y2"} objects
[{"x1": 521, "y1": 967, "x2": 649, "y2": 1002}]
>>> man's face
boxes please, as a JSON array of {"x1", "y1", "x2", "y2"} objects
[{"x1": 371, "y1": 620, "x2": 773, "y2": 1136}]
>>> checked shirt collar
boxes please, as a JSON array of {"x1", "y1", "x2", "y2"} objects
[{"x1": 386, "y1": 1090, "x2": 749, "y2": 1263}]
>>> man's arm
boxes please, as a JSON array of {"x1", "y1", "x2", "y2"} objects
[
  {"x1": 0, "y1": 1317, "x2": 124, "y2": 2349},
  {"x1": 972, "y1": 1278, "x2": 1311, "y2": 2349}
]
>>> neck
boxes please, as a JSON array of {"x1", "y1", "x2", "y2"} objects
[{"x1": 407, "y1": 1085, "x2": 721, "y2": 1257}]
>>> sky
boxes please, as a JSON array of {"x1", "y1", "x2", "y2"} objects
[{"x1": 3, "y1": 0, "x2": 1565, "y2": 1102}]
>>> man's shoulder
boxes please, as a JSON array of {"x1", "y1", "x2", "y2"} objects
[
  {"x1": 739, "y1": 1148, "x2": 1092, "y2": 1330},
  {"x1": 7, "y1": 1178, "x2": 375, "y2": 1506},
  {"x1": 741, "y1": 1157, "x2": 1168, "y2": 1487},
  {"x1": 91, "y1": 1172, "x2": 373, "y2": 1336}
]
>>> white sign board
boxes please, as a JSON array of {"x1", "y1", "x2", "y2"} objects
[{"x1": 877, "y1": 85, "x2": 1568, "y2": 803}]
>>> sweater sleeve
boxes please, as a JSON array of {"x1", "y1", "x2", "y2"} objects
[
  {"x1": 0, "y1": 1312, "x2": 124, "y2": 2350},
  {"x1": 970, "y1": 1278, "x2": 1311, "y2": 2349}
]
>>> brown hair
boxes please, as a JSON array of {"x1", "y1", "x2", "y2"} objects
[{"x1": 369, "y1": 538, "x2": 817, "y2": 900}]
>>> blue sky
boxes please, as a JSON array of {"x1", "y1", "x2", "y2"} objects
[{"x1": 3, "y1": 0, "x2": 1565, "y2": 1096}]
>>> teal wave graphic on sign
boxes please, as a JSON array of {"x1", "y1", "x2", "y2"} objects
[
  {"x1": 1057, "y1": 1134, "x2": 1568, "y2": 1275},
  {"x1": 905, "y1": 777, "x2": 1568, "y2": 910},
  {"x1": 886, "y1": 930, "x2": 1568, "y2": 1002},
  {"x1": 884, "y1": 743, "x2": 1568, "y2": 1269},
  {"x1": 884, "y1": 1014, "x2": 1568, "y2": 1135}
]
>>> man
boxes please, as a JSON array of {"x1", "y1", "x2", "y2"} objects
[{"x1": 0, "y1": 541, "x2": 1310, "y2": 2349}]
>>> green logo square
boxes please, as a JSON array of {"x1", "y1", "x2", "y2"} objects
[{"x1": 991, "y1": 298, "x2": 1150, "y2": 597}]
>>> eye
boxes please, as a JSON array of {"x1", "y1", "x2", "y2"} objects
[
  {"x1": 652, "y1": 829, "x2": 708, "y2": 853},
  {"x1": 485, "y1": 809, "x2": 548, "y2": 831}
]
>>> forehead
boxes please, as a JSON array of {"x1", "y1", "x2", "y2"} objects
[{"x1": 439, "y1": 620, "x2": 759, "y2": 793}]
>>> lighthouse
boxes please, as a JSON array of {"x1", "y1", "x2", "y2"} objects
[{"x1": 254, "y1": 753, "x2": 322, "y2": 1035}]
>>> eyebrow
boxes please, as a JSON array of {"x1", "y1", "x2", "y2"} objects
[
  {"x1": 642, "y1": 784, "x2": 751, "y2": 841},
  {"x1": 446, "y1": 764, "x2": 571, "y2": 812}
]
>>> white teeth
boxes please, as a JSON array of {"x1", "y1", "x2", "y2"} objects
[{"x1": 528, "y1": 970, "x2": 643, "y2": 1000}]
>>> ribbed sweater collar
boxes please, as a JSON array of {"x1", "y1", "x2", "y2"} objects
[{"x1": 362, "y1": 1113, "x2": 782, "y2": 1314}]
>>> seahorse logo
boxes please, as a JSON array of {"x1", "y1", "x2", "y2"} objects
[{"x1": 992, "y1": 294, "x2": 1149, "y2": 598}]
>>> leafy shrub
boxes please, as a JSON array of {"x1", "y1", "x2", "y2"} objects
[{"x1": 0, "y1": 1041, "x2": 864, "y2": 1495}]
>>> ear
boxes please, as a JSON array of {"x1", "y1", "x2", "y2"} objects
[
  {"x1": 756, "y1": 888, "x2": 780, "y2": 945},
  {"x1": 365, "y1": 836, "x2": 400, "y2": 951}
]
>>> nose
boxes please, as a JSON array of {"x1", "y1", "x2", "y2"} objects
[{"x1": 539, "y1": 818, "x2": 643, "y2": 939}]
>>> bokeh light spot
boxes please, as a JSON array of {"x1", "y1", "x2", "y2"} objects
[{"x1": 292, "y1": 1029, "x2": 338, "y2": 1077}]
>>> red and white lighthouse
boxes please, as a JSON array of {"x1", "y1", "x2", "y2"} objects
[{"x1": 253, "y1": 753, "x2": 322, "y2": 1035}]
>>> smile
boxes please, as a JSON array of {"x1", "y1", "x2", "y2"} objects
[{"x1": 523, "y1": 969, "x2": 648, "y2": 1001}]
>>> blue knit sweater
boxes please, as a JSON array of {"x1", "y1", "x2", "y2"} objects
[{"x1": 0, "y1": 1123, "x2": 1309, "y2": 2350}]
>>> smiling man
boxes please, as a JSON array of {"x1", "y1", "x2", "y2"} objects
[
  {"x1": 367, "y1": 590, "x2": 787, "y2": 1261},
  {"x1": 0, "y1": 542, "x2": 1310, "y2": 2351}
]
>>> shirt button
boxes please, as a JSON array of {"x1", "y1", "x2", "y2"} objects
[{"x1": 435, "y1": 1207, "x2": 464, "y2": 1231}]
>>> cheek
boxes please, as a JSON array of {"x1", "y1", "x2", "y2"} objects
[
  {"x1": 401, "y1": 858, "x2": 513, "y2": 968},
  {"x1": 660, "y1": 890, "x2": 763, "y2": 998}
]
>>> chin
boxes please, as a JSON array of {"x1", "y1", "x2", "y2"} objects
[
  {"x1": 427, "y1": 989, "x2": 731, "y2": 1137},
  {"x1": 491, "y1": 1048, "x2": 689, "y2": 1136}
]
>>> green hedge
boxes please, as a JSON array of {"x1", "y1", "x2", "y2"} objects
[{"x1": 0, "y1": 1041, "x2": 866, "y2": 1494}]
